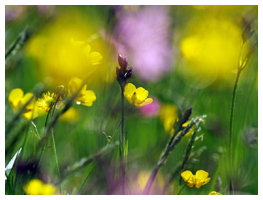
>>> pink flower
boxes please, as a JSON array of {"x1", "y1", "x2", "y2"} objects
[
  {"x1": 113, "y1": 6, "x2": 173, "y2": 82},
  {"x1": 139, "y1": 97, "x2": 160, "y2": 117}
]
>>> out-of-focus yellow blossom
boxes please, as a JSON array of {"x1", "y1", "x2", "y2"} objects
[
  {"x1": 23, "y1": 179, "x2": 56, "y2": 195},
  {"x1": 136, "y1": 170, "x2": 164, "y2": 194},
  {"x1": 160, "y1": 104, "x2": 178, "y2": 134},
  {"x1": 37, "y1": 92, "x2": 63, "y2": 112},
  {"x1": 181, "y1": 170, "x2": 210, "y2": 188},
  {"x1": 160, "y1": 105, "x2": 193, "y2": 136},
  {"x1": 59, "y1": 107, "x2": 79, "y2": 122},
  {"x1": 24, "y1": 11, "x2": 108, "y2": 87},
  {"x1": 8, "y1": 88, "x2": 39, "y2": 120},
  {"x1": 209, "y1": 191, "x2": 222, "y2": 195},
  {"x1": 124, "y1": 83, "x2": 153, "y2": 107},
  {"x1": 68, "y1": 77, "x2": 96, "y2": 106},
  {"x1": 180, "y1": 17, "x2": 244, "y2": 87}
]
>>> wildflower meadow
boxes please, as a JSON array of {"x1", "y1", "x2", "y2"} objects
[{"x1": 5, "y1": 5, "x2": 258, "y2": 195}]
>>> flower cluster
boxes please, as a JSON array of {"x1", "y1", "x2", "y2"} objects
[
  {"x1": 37, "y1": 91, "x2": 63, "y2": 112},
  {"x1": 181, "y1": 170, "x2": 210, "y2": 188},
  {"x1": 8, "y1": 77, "x2": 96, "y2": 121},
  {"x1": 23, "y1": 179, "x2": 57, "y2": 195}
]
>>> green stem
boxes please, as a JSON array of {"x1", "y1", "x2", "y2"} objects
[
  {"x1": 176, "y1": 181, "x2": 187, "y2": 195},
  {"x1": 228, "y1": 69, "x2": 242, "y2": 194},
  {"x1": 120, "y1": 86, "x2": 126, "y2": 195},
  {"x1": 51, "y1": 130, "x2": 60, "y2": 178}
]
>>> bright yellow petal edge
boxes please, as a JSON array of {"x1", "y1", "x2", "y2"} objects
[
  {"x1": 68, "y1": 77, "x2": 96, "y2": 106},
  {"x1": 124, "y1": 83, "x2": 153, "y2": 107}
]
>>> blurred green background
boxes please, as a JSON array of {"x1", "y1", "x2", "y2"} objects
[{"x1": 5, "y1": 5, "x2": 258, "y2": 195}]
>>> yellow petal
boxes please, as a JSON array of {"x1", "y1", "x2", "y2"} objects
[
  {"x1": 83, "y1": 43, "x2": 91, "y2": 55},
  {"x1": 209, "y1": 191, "x2": 221, "y2": 195},
  {"x1": 204, "y1": 177, "x2": 211, "y2": 185},
  {"x1": 195, "y1": 170, "x2": 209, "y2": 180},
  {"x1": 87, "y1": 52, "x2": 103, "y2": 65},
  {"x1": 20, "y1": 93, "x2": 36, "y2": 110},
  {"x1": 138, "y1": 98, "x2": 153, "y2": 107},
  {"x1": 136, "y1": 87, "x2": 149, "y2": 100},
  {"x1": 9, "y1": 88, "x2": 24, "y2": 109},
  {"x1": 124, "y1": 83, "x2": 136, "y2": 96},
  {"x1": 80, "y1": 90, "x2": 96, "y2": 106},
  {"x1": 181, "y1": 170, "x2": 193, "y2": 182},
  {"x1": 182, "y1": 121, "x2": 189, "y2": 127},
  {"x1": 41, "y1": 184, "x2": 56, "y2": 195},
  {"x1": 23, "y1": 179, "x2": 44, "y2": 195},
  {"x1": 124, "y1": 93, "x2": 133, "y2": 104},
  {"x1": 68, "y1": 77, "x2": 86, "y2": 95},
  {"x1": 22, "y1": 103, "x2": 39, "y2": 120}
]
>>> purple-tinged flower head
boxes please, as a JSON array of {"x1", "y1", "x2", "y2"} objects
[
  {"x1": 116, "y1": 54, "x2": 133, "y2": 87},
  {"x1": 114, "y1": 6, "x2": 173, "y2": 82}
]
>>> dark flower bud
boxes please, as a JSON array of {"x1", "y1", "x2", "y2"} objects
[
  {"x1": 182, "y1": 107, "x2": 192, "y2": 124},
  {"x1": 116, "y1": 54, "x2": 133, "y2": 88},
  {"x1": 118, "y1": 54, "x2": 128, "y2": 70},
  {"x1": 124, "y1": 66, "x2": 133, "y2": 81}
]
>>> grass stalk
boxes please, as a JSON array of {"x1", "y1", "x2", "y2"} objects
[
  {"x1": 120, "y1": 85, "x2": 126, "y2": 195},
  {"x1": 228, "y1": 68, "x2": 242, "y2": 194}
]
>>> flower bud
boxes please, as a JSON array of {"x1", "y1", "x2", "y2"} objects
[
  {"x1": 116, "y1": 54, "x2": 133, "y2": 87},
  {"x1": 124, "y1": 66, "x2": 133, "y2": 81},
  {"x1": 118, "y1": 54, "x2": 128, "y2": 70}
]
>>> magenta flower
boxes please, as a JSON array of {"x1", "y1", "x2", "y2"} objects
[
  {"x1": 139, "y1": 97, "x2": 160, "y2": 117},
  {"x1": 113, "y1": 6, "x2": 173, "y2": 82}
]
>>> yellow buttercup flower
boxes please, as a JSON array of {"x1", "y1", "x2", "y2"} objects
[
  {"x1": 68, "y1": 77, "x2": 96, "y2": 106},
  {"x1": 160, "y1": 104, "x2": 178, "y2": 134},
  {"x1": 37, "y1": 92, "x2": 63, "y2": 112},
  {"x1": 180, "y1": 17, "x2": 244, "y2": 87},
  {"x1": 181, "y1": 170, "x2": 211, "y2": 188},
  {"x1": 24, "y1": 11, "x2": 107, "y2": 87},
  {"x1": 160, "y1": 105, "x2": 193, "y2": 136},
  {"x1": 23, "y1": 179, "x2": 56, "y2": 195},
  {"x1": 209, "y1": 191, "x2": 221, "y2": 195},
  {"x1": 124, "y1": 83, "x2": 153, "y2": 107},
  {"x1": 8, "y1": 88, "x2": 39, "y2": 120}
]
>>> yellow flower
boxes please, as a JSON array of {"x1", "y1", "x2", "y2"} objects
[
  {"x1": 209, "y1": 191, "x2": 221, "y2": 195},
  {"x1": 180, "y1": 17, "x2": 245, "y2": 87},
  {"x1": 8, "y1": 88, "x2": 39, "y2": 120},
  {"x1": 23, "y1": 179, "x2": 56, "y2": 195},
  {"x1": 160, "y1": 104, "x2": 194, "y2": 136},
  {"x1": 68, "y1": 77, "x2": 96, "y2": 106},
  {"x1": 24, "y1": 11, "x2": 107, "y2": 87},
  {"x1": 160, "y1": 104, "x2": 178, "y2": 134},
  {"x1": 181, "y1": 170, "x2": 211, "y2": 188},
  {"x1": 37, "y1": 92, "x2": 63, "y2": 112},
  {"x1": 124, "y1": 83, "x2": 153, "y2": 107}
]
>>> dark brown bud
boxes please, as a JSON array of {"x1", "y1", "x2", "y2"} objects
[
  {"x1": 182, "y1": 107, "x2": 192, "y2": 124},
  {"x1": 124, "y1": 66, "x2": 133, "y2": 81},
  {"x1": 118, "y1": 54, "x2": 128, "y2": 70}
]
